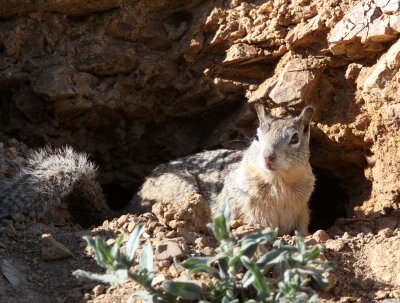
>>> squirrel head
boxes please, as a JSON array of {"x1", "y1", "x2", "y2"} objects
[{"x1": 252, "y1": 103, "x2": 314, "y2": 172}]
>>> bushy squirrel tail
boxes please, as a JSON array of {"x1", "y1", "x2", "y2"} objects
[{"x1": 0, "y1": 146, "x2": 111, "y2": 226}]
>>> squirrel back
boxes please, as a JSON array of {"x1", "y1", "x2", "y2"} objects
[
  {"x1": 128, "y1": 149, "x2": 242, "y2": 213},
  {"x1": 0, "y1": 146, "x2": 110, "y2": 226}
]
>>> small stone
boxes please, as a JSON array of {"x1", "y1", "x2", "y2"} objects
[
  {"x1": 325, "y1": 239, "x2": 346, "y2": 252},
  {"x1": 127, "y1": 222, "x2": 136, "y2": 233},
  {"x1": 392, "y1": 289, "x2": 400, "y2": 299},
  {"x1": 374, "y1": 290, "x2": 389, "y2": 299},
  {"x1": 153, "y1": 226, "x2": 168, "y2": 236},
  {"x1": 157, "y1": 260, "x2": 171, "y2": 268},
  {"x1": 304, "y1": 236, "x2": 317, "y2": 246},
  {"x1": 312, "y1": 230, "x2": 330, "y2": 243},
  {"x1": 342, "y1": 232, "x2": 352, "y2": 239},
  {"x1": 200, "y1": 246, "x2": 214, "y2": 256},
  {"x1": 177, "y1": 229, "x2": 196, "y2": 244},
  {"x1": 154, "y1": 240, "x2": 187, "y2": 261},
  {"x1": 1, "y1": 259, "x2": 26, "y2": 287},
  {"x1": 378, "y1": 228, "x2": 394, "y2": 238},
  {"x1": 92, "y1": 284, "x2": 106, "y2": 297},
  {"x1": 147, "y1": 221, "x2": 159, "y2": 232},
  {"x1": 168, "y1": 264, "x2": 184, "y2": 277},
  {"x1": 345, "y1": 63, "x2": 363, "y2": 79},
  {"x1": 117, "y1": 215, "x2": 128, "y2": 227},
  {"x1": 231, "y1": 219, "x2": 244, "y2": 229},
  {"x1": 41, "y1": 233, "x2": 73, "y2": 261},
  {"x1": 194, "y1": 236, "x2": 207, "y2": 248}
]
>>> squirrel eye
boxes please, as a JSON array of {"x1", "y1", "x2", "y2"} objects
[{"x1": 289, "y1": 132, "x2": 299, "y2": 145}]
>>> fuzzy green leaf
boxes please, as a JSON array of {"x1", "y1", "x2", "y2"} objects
[
  {"x1": 163, "y1": 280, "x2": 204, "y2": 300},
  {"x1": 303, "y1": 246, "x2": 321, "y2": 262},
  {"x1": 296, "y1": 233, "x2": 307, "y2": 254},
  {"x1": 182, "y1": 257, "x2": 218, "y2": 276},
  {"x1": 239, "y1": 241, "x2": 258, "y2": 259},
  {"x1": 140, "y1": 243, "x2": 154, "y2": 272},
  {"x1": 218, "y1": 257, "x2": 229, "y2": 279},
  {"x1": 223, "y1": 203, "x2": 231, "y2": 232},
  {"x1": 83, "y1": 236, "x2": 103, "y2": 267},
  {"x1": 241, "y1": 229, "x2": 277, "y2": 244},
  {"x1": 309, "y1": 293, "x2": 318, "y2": 303},
  {"x1": 95, "y1": 236, "x2": 113, "y2": 266},
  {"x1": 259, "y1": 248, "x2": 292, "y2": 268},
  {"x1": 126, "y1": 223, "x2": 145, "y2": 262},
  {"x1": 211, "y1": 214, "x2": 230, "y2": 241},
  {"x1": 287, "y1": 268, "x2": 329, "y2": 289},
  {"x1": 73, "y1": 269, "x2": 128, "y2": 286},
  {"x1": 241, "y1": 256, "x2": 270, "y2": 297},
  {"x1": 182, "y1": 257, "x2": 213, "y2": 268},
  {"x1": 111, "y1": 235, "x2": 124, "y2": 261},
  {"x1": 228, "y1": 252, "x2": 243, "y2": 268}
]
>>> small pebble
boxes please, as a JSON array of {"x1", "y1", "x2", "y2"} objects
[
  {"x1": 342, "y1": 232, "x2": 352, "y2": 239},
  {"x1": 378, "y1": 228, "x2": 393, "y2": 238},
  {"x1": 92, "y1": 284, "x2": 106, "y2": 297},
  {"x1": 127, "y1": 222, "x2": 136, "y2": 233},
  {"x1": 312, "y1": 230, "x2": 330, "y2": 243}
]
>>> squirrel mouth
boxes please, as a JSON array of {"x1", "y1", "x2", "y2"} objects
[{"x1": 266, "y1": 162, "x2": 277, "y2": 171}]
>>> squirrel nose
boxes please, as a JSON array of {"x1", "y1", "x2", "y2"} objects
[{"x1": 264, "y1": 153, "x2": 276, "y2": 164}]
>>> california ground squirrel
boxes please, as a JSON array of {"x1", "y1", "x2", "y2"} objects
[
  {"x1": 0, "y1": 146, "x2": 110, "y2": 226},
  {"x1": 132, "y1": 104, "x2": 315, "y2": 235},
  {"x1": 213, "y1": 104, "x2": 315, "y2": 235}
]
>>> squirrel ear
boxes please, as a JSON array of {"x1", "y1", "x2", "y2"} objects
[
  {"x1": 253, "y1": 102, "x2": 270, "y2": 124},
  {"x1": 299, "y1": 106, "x2": 314, "y2": 131},
  {"x1": 299, "y1": 106, "x2": 314, "y2": 124}
]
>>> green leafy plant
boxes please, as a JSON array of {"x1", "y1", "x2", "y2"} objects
[{"x1": 73, "y1": 205, "x2": 333, "y2": 303}]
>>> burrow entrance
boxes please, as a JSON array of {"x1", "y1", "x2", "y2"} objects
[
  {"x1": 308, "y1": 135, "x2": 372, "y2": 233},
  {"x1": 308, "y1": 168, "x2": 349, "y2": 232}
]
